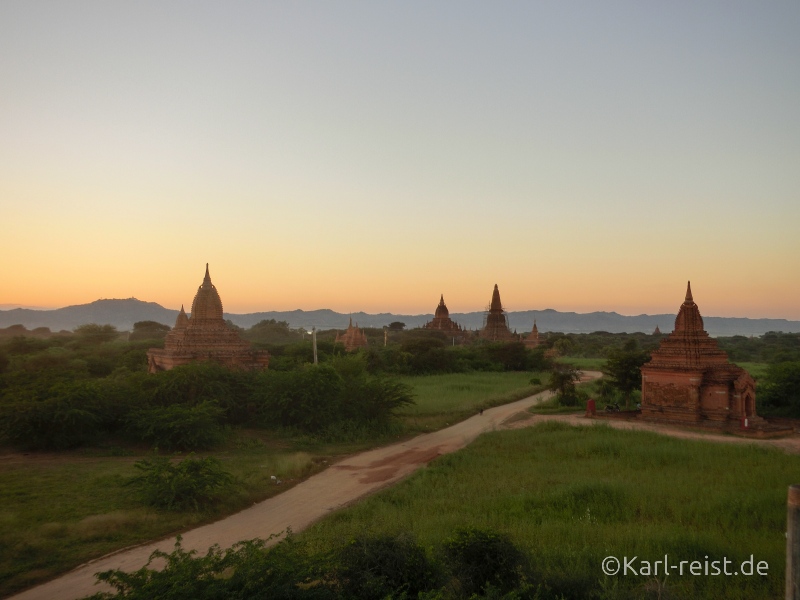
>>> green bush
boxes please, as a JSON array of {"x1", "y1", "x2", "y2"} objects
[
  {"x1": 254, "y1": 365, "x2": 343, "y2": 431},
  {"x1": 335, "y1": 533, "x2": 442, "y2": 599},
  {"x1": 0, "y1": 381, "x2": 103, "y2": 449},
  {"x1": 442, "y1": 527, "x2": 527, "y2": 597},
  {"x1": 127, "y1": 400, "x2": 226, "y2": 451},
  {"x1": 126, "y1": 455, "x2": 235, "y2": 511}
]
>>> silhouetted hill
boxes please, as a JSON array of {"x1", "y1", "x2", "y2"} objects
[{"x1": 1, "y1": 298, "x2": 798, "y2": 337}]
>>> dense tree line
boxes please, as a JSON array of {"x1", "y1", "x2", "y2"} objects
[
  {"x1": 0, "y1": 323, "x2": 416, "y2": 451},
  {"x1": 542, "y1": 329, "x2": 800, "y2": 364},
  {"x1": 0, "y1": 320, "x2": 548, "y2": 452}
]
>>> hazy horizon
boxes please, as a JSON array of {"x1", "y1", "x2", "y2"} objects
[{"x1": 2, "y1": 3, "x2": 798, "y2": 319}]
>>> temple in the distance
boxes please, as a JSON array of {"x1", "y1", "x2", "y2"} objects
[
  {"x1": 335, "y1": 317, "x2": 369, "y2": 352},
  {"x1": 478, "y1": 284, "x2": 517, "y2": 342},
  {"x1": 523, "y1": 319, "x2": 540, "y2": 348},
  {"x1": 639, "y1": 282, "x2": 763, "y2": 430},
  {"x1": 146, "y1": 265, "x2": 270, "y2": 373},
  {"x1": 423, "y1": 295, "x2": 465, "y2": 334}
]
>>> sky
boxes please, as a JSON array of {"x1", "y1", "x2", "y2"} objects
[{"x1": 1, "y1": 1, "x2": 799, "y2": 319}]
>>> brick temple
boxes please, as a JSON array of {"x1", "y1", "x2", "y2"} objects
[
  {"x1": 640, "y1": 282, "x2": 764, "y2": 430},
  {"x1": 147, "y1": 264, "x2": 270, "y2": 373},
  {"x1": 523, "y1": 319, "x2": 540, "y2": 348},
  {"x1": 335, "y1": 317, "x2": 368, "y2": 352},
  {"x1": 479, "y1": 284, "x2": 517, "y2": 342},
  {"x1": 423, "y1": 294, "x2": 465, "y2": 334}
]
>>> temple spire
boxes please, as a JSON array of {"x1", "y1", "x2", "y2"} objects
[
  {"x1": 203, "y1": 263, "x2": 211, "y2": 286},
  {"x1": 490, "y1": 284, "x2": 502, "y2": 312},
  {"x1": 685, "y1": 281, "x2": 693, "y2": 303}
]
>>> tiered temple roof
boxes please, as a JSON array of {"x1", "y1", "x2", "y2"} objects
[
  {"x1": 479, "y1": 284, "x2": 517, "y2": 342},
  {"x1": 335, "y1": 317, "x2": 368, "y2": 352},
  {"x1": 640, "y1": 282, "x2": 762, "y2": 429},
  {"x1": 523, "y1": 319, "x2": 540, "y2": 348},
  {"x1": 423, "y1": 295, "x2": 464, "y2": 333},
  {"x1": 147, "y1": 265, "x2": 270, "y2": 373}
]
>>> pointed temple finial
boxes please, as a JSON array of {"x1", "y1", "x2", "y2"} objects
[
  {"x1": 490, "y1": 284, "x2": 503, "y2": 312},
  {"x1": 202, "y1": 263, "x2": 212, "y2": 287},
  {"x1": 685, "y1": 281, "x2": 693, "y2": 303}
]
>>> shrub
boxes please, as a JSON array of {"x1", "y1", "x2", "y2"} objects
[
  {"x1": 442, "y1": 527, "x2": 527, "y2": 597},
  {"x1": 126, "y1": 455, "x2": 235, "y2": 511},
  {"x1": 254, "y1": 366, "x2": 343, "y2": 431},
  {"x1": 0, "y1": 381, "x2": 103, "y2": 449},
  {"x1": 335, "y1": 533, "x2": 442, "y2": 599},
  {"x1": 127, "y1": 400, "x2": 226, "y2": 450}
]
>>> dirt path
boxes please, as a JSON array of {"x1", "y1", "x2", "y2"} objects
[
  {"x1": 19, "y1": 369, "x2": 798, "y2": 600},
  {"x1": 505, "y1": 412, "x2": 800, "y2": 454},
  {"x1": 10, "y1": 379, "x2": 578, "y2": 600}
]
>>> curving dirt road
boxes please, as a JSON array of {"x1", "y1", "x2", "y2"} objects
[{"x1": 10, "y1": 381, "x2": 573, "y2": 600}]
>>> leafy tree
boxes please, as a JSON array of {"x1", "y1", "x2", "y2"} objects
[
  {"x1": 73, "y1": 324, "x2": 120, "y2": 344},
  {"x1": 0, "y1": 381, "x2": 103, "y2": 449},
  {"x1": 388, "y1": 321, "x2": 406, "y2": 331},
  {"x1": 129, "y1": 321, "x2": 171, "y2": 342},
  {"x1": 553, "y1": 337, "x2": 575, "y2": 356},
  {"x1": 548, "y1": 364, "x2": 581, "y2": 405},
  {"x1": 758, "y1": 361, "x2": 800, "y2": 416},
  {"x1": 602, "y1": 339, "x2": 650, "y2": 408}
]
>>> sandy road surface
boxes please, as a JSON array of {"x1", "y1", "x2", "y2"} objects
[{"x1": 11, "y1": 378, "x2": 582, "y2": 600}]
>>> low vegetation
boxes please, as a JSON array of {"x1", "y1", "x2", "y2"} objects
[
  {"x1": 2, "y1": 323, "x2": 798, "y2": 596},
  {"x1": 0, "y1": 363, "x2": 536, "y2": 596},
  {"x1": 299, "y1": 422, "x2": 797, "y2": 599}
]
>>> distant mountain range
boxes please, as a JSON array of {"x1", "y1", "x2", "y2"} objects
[{"x1": 1, "y1": 298, "x2": 799, "y2": 337}]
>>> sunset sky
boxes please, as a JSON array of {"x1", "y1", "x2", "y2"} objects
[{"x1": 2, "y1": 2, "x2": 799, "y2": 319}]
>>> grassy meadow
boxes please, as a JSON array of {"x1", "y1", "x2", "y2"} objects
[
  {"x1": 558, "y1": 357, "x2": 606, "y2": 371},
  {"x1": 0, "y1": 370, "x2": 542, "y2": 597},
  {"x1": 301, "y1": 422, "x2": 796, "y2": 599},
  {"x1": 397, "y1": 371, "x2": 547, "y2": 431},
  {"x1": 0, "y1": 432, "x2": 336, "y2": 597}
]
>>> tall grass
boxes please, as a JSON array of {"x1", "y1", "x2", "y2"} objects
[{"x1": 302, "y1": 422, "x2": 797, "y2": 598}]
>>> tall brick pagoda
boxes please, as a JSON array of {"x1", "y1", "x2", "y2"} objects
[
  {"x1": 423, "y1": 295, "x2": 464, "y2": 334},
  {"x1": 640, "y1": 282, "x2": 762, "y2": 429},
  {"x1": 147, "y1": 265, "x2": 270, "y2": 373},
  {"x1": 479, "y1": 284, "x2": 517, "y2": 342},
  {"x1": 335, "y1": 317, "x2": 368, "y2": 352}
]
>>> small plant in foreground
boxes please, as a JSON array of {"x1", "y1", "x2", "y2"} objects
[
  {"x1": 442, "y1": 527, "x2": 528, "y2": 597},
  {"x1": 126, "y1": 454, "x2": 235, "y2": 511}
]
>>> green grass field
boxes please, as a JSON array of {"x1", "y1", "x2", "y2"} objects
[
  {"x1": 737, "y1": 362, "x2": 770, "y2": 380},
  {"x1": 302, "y1": 422, "x2": 796, "y2": 599},
  {"x1": 0, "y1": 370, "x2": 543, "y2": 597},
  {"x1": 397, "y1": 371, "x2": 547, "y2": 431},
  {"x1": 558, "y1": 357, "x2": 606, "y2": 371}
]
